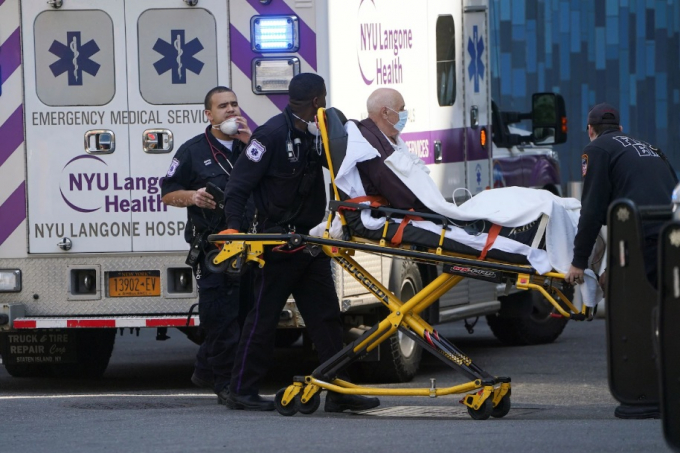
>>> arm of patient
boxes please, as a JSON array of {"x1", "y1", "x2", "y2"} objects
[{"x1": 356, "y1": 157, "x2": 431, "y2": 213}]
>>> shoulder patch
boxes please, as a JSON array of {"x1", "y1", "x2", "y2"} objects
[
  {"x1": 245, "y1": 139, "x2": 266, "y2": 162},
  {"x1": 166, "y1": 158, "x2": 180, "y2": 177},
  {"x1": 581, "y1": 154, "x2": 588, "y2": 177}
]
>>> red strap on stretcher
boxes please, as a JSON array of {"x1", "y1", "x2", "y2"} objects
[
  {"x1": 478, "y1": 223, "x2": 502, "y2": 261},
  {"x1": 391, "y1": 211, "x2": 424, "y2": 246},
  {"x1": 340, "y1": 195, "x2": 389, "y2": 210}
]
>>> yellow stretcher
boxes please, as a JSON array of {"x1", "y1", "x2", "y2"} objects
[{"x1": 208, "y1": 108, "x2": 586, "y2": 419}]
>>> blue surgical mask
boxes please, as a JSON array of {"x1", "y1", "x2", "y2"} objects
[{"x1": 387, "y1": 107, "x2": 408, "y2": 133}]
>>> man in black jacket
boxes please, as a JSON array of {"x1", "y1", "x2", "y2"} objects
[
  {"x1": 221, "y1": 73, "x2": 379, "y2": 413},
  {"x1": 564, "y1": 103, "x2": 676, "y2": 420},
  {"x1": 565, "y1": 103, "x2": 676, "y2": 286},
  {"x1": 161, "y1": 86, "x2": 252, "y2": 405}
]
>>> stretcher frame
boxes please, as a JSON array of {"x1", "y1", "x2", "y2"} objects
[{"x1": 208, "y1": 108, "x2": 584, "y2": 419}]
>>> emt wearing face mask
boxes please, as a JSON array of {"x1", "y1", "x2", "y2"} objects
[
  {"x1": 220, "y1": 73, "x2": 381, "y2": 413},
  {"x1": 160, "y1": 86, "x2": 255, "y2": 406}
]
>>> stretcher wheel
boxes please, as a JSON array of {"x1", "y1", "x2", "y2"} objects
[
  {"x1": 466, "y1": 398, "x2": 493, "y2": 420},
  {"x1": 275, "y1": 388, "x2": 298, "y2": 416},
  {"x1": 203, "y1": 249, "x2": 228, "y2": 274},
  {"x1": 297, "y1": 393, "x2": 321, "y2": 415},
  {"x1": 491, "y1": 395, "x2": 511, "y2": 418}
]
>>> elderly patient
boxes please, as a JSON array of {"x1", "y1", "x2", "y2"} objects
[{"x1": 315, "y1": 88, "x2": 582, "y2": 277}]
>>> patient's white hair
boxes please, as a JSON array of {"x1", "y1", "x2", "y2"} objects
[{"x1": 367, "y1": 88, "x2": 401, "y2": 116}]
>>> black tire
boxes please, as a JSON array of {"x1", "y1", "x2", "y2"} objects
[
  {"x1": 486, "y1": 288, "x2": 571, "y2": 346},
  {"x1": 467, "y1": 398, "x2": 493, "y2": 420},
  {"x1": 491, "y1": 395, "x2": 511, "y2": 418},
  {"x1": 275, "y1": 388, "x2": 298, "y2": 416},
  {"x1": 356, "y1": 260, "x2": 423, "y2": 383},
  {"x1": 275, "y1": 329, "x2": 303, "y2": 348},
  {"x1": 297, "y1": 392, "x2": 321, "y2": 415},
  {"x1": 51, "y1": 329, "x2": 116, "y2": 378},
  {"x1": 203, "y1": 249, "x2": 228, "y2": 274}
]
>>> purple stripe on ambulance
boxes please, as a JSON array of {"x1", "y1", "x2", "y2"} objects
[
  {"x1": 239, "y1": 109, "x2": 258, "y2": 136},
  {"x1": 0, "y1": 105, "x2": 23, "y2": 167},
  {"x1": 246, "y1": 0, "x2": 317, "y2": 71},
  {"x1": 0, "y1": 27, "x2": 21, "y2": 86},
  {"x1": 0, "y1": 182, "x2": 26, "y2": 246}
]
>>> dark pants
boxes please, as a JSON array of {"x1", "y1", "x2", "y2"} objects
[
  {"x1": 230, "y1": 249, "x2": 343, "y2": 396},
  {"x1": 193, "y1": 258, "x2": 250, "y2": 394}
]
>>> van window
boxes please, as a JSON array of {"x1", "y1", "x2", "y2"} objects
[
  {"x1": 138, "y1": 8, "x2": 218, "y2": 105},
  {"x1": 35, "y1": 10, "x2": 115, "y2": 106},
  {"x1": 436, "y1": 15, "x2": 455, "y2": 107}
]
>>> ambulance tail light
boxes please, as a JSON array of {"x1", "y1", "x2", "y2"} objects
[
  {"x1": 0, "y1": 270, "x2": 21, "y2": 292},
  {"x1": 480, "y1": 128, "x2": 487, "y2": 148},
  {"x1": 250, "y1": 16, "x2": 299, "y2": 52},
  {"x1": 252, "y1": 57, "x2": 300, "y2": 94}
]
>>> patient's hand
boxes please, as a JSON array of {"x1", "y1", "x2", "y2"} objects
[{"x1": 564, "y1": 265, "x2": 585, "y2": 285}]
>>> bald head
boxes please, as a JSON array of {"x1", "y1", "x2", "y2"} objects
[{"x1": 366, "y1": 88, "x2": 406, "y2": 141}]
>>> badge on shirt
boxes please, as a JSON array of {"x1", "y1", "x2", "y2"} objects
[
  {"x1": 245, "y1": 139, "x2": 266, "y2": 162},
  {"x1": 166, "y1": 158, "x2": 180, "y2": 177},
  {"x1": 581, "y1": 154, "x2": 588, "y2": 177},
  {"x1": 204, "y1": 159, "x2": 212, "y2": 166}
]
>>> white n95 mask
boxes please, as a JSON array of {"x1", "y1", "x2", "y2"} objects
[
  {"x1": 213, "y1": 118, "x2": 239, "y2": 135},
  {"x1": 292, "y1": 113, "x2": 320, "y2": 136}
]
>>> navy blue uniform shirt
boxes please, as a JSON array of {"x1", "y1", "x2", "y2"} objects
[
  {"x1": 573, "y1": 129, "x2": 676, "y2": 269},
  {"x1": 161, "y1": 126, "x2": 245, "y2": 242},
  {"x1": 224, "y1": 106, "x2": 326, "y2": 234}
]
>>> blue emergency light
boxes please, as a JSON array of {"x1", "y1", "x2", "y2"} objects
[{"x1": 250, "y1": 16, "x2": 299, "y2": 52}]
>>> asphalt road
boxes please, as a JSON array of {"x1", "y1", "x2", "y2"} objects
[{"x1": 0, "y1": 319, "x2": 670, "y2": 453}]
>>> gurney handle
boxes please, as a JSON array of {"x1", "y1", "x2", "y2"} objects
[{"x1": 329, "y1": 200, "x2": 452, "y2": 226}]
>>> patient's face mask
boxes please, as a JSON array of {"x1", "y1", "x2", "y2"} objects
[
  {"x1": 387, "y1": 107, "x2": 408, "y2": 133},
  {"x1": 292, "y1": 113, "x2": 320, "y2": 136}
]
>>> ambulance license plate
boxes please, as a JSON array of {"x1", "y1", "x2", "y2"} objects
[{"x1": 108, "y1": 271, "x2": 161, "y2": 297}]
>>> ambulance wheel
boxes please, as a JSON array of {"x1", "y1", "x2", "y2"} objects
[
  {"x1": 486, "y1": 288, "x2": 571, "y2": 346},
  {"x1": 275, "y1": 388, "x2": 299, "y2": 416},
  {"x1": 491, "y1": 395, "x2": 511, "y2": 418},
  {"x1": 203, "y1": 249, "x2": 228, "y2": 274},
  {"x1": 467, "y1": 398, "x2": 493, "y2": 420},
  {"x1": 297, "y1": 392, "x2": 321, "y2": 415}
]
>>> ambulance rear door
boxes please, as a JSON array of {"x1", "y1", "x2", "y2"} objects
[
  {"x1": 462, "y1": 2, "x2": 491, "y2": 194},
  {"x1": 22, "y1": 0, "x2": 131, "y2": 253},
  {"x1": 423, "y1": 0, "x2": 465, "y2": 201},
  {"x1": 125, "y1": 1, "x2": 229, "y2": 252}
]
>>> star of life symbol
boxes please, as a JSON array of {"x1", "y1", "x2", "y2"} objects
[
  {"x1": 467, "y1": 25, "x2": 485, "y2": 93},
  {"x1": 49, "y1": 31, "x2": 101, "y2": 86},
  {"x1": 669, "y1": 229, "x2": 680, "y2": 248},
  {"x1": 616, "y1": 207, "x2": 630, "y2": 223},
  {"x1": 153, "y1": 30, "x2": 204, "y2": 84}
]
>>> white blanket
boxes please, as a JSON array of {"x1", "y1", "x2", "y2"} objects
[{"x1": 310, "y1": 122, "x2": 598, "y2": 305}]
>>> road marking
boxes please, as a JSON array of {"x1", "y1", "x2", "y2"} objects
[{"x1": 0, "y1": 392, "x2": 276, "y2": 400}]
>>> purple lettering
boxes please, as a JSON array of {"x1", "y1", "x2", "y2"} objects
[{"x1": 69, "y1": 174, "x2": 83, "y2": 191}]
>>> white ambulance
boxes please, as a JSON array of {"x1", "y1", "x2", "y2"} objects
[{"x1": 0, "y1": 0, "x2": 567, "y2": 380}]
